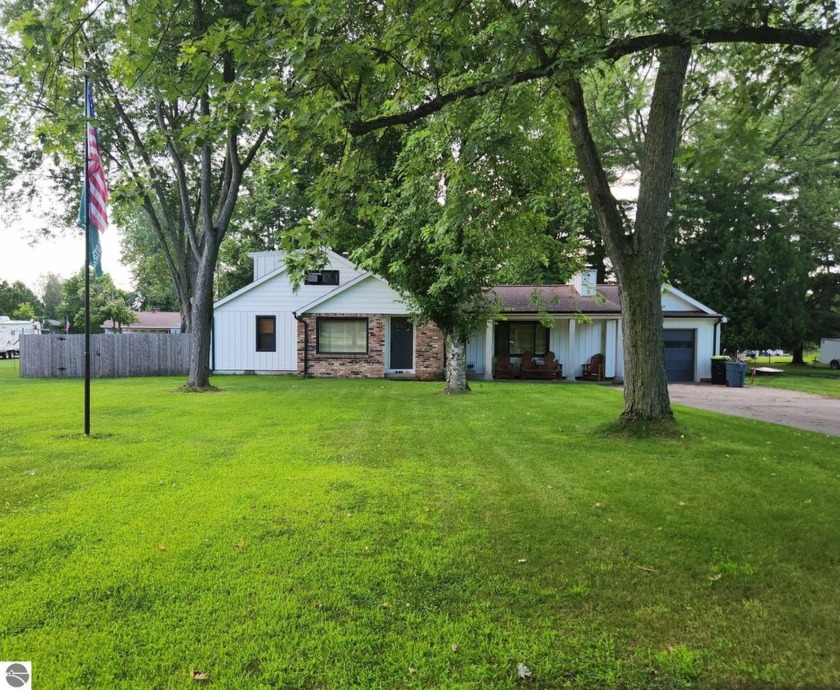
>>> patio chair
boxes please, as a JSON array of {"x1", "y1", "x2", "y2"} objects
[
  {"x1": 581, "y1": 353, "x2": 605, "y2": 381},
  {"x1": 543, "y1": 351, "x2": 563, "y2": 380},
  {"x1": 494, "y1": 354, "x2": 514, "y2": 379}
]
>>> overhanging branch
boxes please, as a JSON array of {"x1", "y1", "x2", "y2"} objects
[{"x1": 347, "y1": 25, "x2": 836, "y2": 136}]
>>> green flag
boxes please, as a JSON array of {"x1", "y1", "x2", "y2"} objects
[{"x1": 77, "y1": 195, "x2": 103, "y2": 277}]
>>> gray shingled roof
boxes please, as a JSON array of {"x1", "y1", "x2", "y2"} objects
[{"x1": 490, "y1": 285, "x2": 622, "y2": 314}]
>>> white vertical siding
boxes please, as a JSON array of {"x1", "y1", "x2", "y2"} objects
[
  {"x1": 213, "y1": 310, "x2": 297, "y2": 372},
  {"x1": 574, "y1": 321, "x2": 604, "y2": 378},
  {"x1": 466, "y1": 329, "x2": 486, "y2": 375},
  {"x1": 604, "y1": 321, "x2": 617, "y2": 378},
  {"x1": 567, "y1": 319, "x2": 577, "y2": 380},
  {"x1": 615, "y1": 319, "x2": 624, "y2": 381},
  {"x1": 252, "y1": 254, "x2": 284, "y2": 281},
  {"x1": 214, "y1": 264, "x2": 395, "y2": 372},
  {"x1": 215, "y1": 255, "x2": 366, "y2": 373},
  {"x1": 548, "y1": 321, "x2": 569, "y2": 374},
  {"x1": 483, "y1": 321, "x2": 494, "y2": 380}
]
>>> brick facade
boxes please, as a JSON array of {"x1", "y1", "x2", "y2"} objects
[
  {"x1": 414, "y1": 322, "x2": 446, "y2": 380},
  {"x1": 297, "y1": 313, "x2": 445, "y2": 380}
]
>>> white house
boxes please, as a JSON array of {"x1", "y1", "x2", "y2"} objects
[
  {"x1": 212, "y1": 251, "x2": 723, "y2": 382},
  {"x1": 214, "y1": 249, "x2": 447, "y2": 378}
]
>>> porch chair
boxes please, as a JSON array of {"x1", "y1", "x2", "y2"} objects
[
  {"x1": 581, "y1": 353, "x2": 605, "y2": 381},
  {"x1": 494, "y1": 354, "x2": 514, "y2": 379},
  {"x1": 543, "y1": 351, "x2": 564, "y2": 380}
]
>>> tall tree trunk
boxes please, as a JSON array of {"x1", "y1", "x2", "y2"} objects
[
  {"x1": 186, "y1": 235, "x2": 220, "y2": 389},
  {"x1": 791, "y1": 345, "x2": 804, "y2": 365},
  {"x1": 616, "y1": 259, "x2": 671, "y2": 422},
  {"x1": 444, "y1": 334, "x2": 470, "y2": 394},
  {"x1": 565, "y1": 45, "x2": 691, "y2": 424},
  {"x1": 173, "y1": 255, "x2": 196, "y2": 335}
]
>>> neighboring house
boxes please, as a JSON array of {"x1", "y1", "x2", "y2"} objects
[
  {"x1": 103, "y1": 310, "x2": 182, "y2": 333},
  {"x1": 212, "y1": 251, "x2": 722, "y2": 382}
]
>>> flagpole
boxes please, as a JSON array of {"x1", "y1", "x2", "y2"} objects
[{"x1": 83, "y1": 73, "x2": 91, "y2": 437}]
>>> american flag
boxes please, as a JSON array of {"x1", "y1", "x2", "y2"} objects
[{"x1": 78, "y1": 80, "x2": 109, "y2": 276}]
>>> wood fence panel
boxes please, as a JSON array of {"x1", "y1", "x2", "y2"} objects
[{"x1": 20, "y1": 333, "x2": 190, "y2": 378}]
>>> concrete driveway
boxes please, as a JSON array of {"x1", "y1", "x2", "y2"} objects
[{"x1": 667, "y1": 383, "x2": 840, "y2": 436}]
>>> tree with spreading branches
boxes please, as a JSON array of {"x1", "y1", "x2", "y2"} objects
[
  {"x1": 286, "y1": 0, "x2": 838, "y2": 424},
  {"x1": 1, "y1": 0, "x2": 293, "y2": 389}
]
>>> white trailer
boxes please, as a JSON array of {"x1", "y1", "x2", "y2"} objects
[
  {"x1": 0, "y1": 316, "x2": 41, "y2": 359},
  {"x1": 820, "y1": 338, "x2": 840, "y2": 370}
]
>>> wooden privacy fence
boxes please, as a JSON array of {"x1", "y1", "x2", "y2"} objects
[{"x1": 20, "y1": 333, "x2": 190, "y2": 378}]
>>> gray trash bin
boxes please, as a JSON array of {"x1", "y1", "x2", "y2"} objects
[{"x1": 724, "y1": 361, "x2": 747, "y2": 388}]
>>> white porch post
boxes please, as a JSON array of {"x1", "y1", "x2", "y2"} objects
[
  {"x1": 567, "y1": 318, "x2": 578, "y2": 381},
  {"x1": 483, "y1": 319, "x2": 494, "y2": 381},
  {"x1": 615, "y1": 318, "x2": 624, "y2": 382},
  {"x1": 605, "y1": 320, "x2": 617, "y2": 378}
]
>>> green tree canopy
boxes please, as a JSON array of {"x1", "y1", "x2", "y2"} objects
[
  {"x1": 2, "y1": 0, "x2": 299, "y2": 388},
  {"x1": 285, "y1": 0, "x2": 838, "y2": 422},
  {"x1": 59, "y1": 268, "x2": 133, "y2": 333},
  {"x1": 668, "y1": 65, "x2": 840, "y2": 359},
  {"x1": 0, "y1": 280, "x2": 43, "y2": 318},
  {"x1": 11, "y1": 301, "x2": 37, "y2": 320}
]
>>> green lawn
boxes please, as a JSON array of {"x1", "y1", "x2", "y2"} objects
[
  {"x1": 744, "y1": 356, "x2": 840, "y2": 398},
  {"x1": 1, "y1": 360, "x2": 838, "y2": 689}
]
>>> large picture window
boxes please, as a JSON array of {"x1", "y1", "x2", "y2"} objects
[
  {"x1": 495, "y1": 321, "x2": 549, "y2": 356},
  {"x1": 256, "y1": 316, "x2": 276, "y2": 352},
  {"x1": 317, "y1": 318, "x2": 368, "y2": 354}
]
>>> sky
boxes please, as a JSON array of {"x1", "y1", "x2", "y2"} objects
[
  {"x1": 0, "y1": 178, "x2": 641, "y2": 300},
  {"x1": 0, "y1": 216, "x2": 133, "y2": 294}
]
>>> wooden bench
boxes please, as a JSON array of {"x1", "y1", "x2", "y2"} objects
[{"x1": 521, "y1": 351, "x2": 563, "y2": 380}]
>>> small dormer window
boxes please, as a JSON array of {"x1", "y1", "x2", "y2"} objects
[{"x1": 305, "y1": 270, "x2": 339, "y2": 286}]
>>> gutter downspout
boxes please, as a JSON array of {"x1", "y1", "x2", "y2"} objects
[
  {"x1": 293, "y1": 312, "x2": 308, "y2": 377},
  {"x1": 714, "y1": 315, "x2": 728, "y2": 356}
]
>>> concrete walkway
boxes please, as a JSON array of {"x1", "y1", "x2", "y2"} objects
[{"x1": 667, "y1": 383, "x2": 840, "y2": 436}]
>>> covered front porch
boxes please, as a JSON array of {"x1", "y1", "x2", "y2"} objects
[{"x1": 465, "y1": 316, "x2": 623, "y2": 382}]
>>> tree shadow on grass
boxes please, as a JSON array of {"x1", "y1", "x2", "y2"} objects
[
  {"x1": 178, "y1": 384, "x2": 221, "y2": 393},
  {"x1": 595, "y1": 417, "x2": 684, "y2": 440}
]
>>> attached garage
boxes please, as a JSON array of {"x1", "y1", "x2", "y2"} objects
[{"x1": 664, "y1": 329, "x2": 695, "y2": 382}]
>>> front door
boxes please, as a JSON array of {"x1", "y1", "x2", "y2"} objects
[{"x1": 390, "y1": 317, "x2": 414, "y2": 370}]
